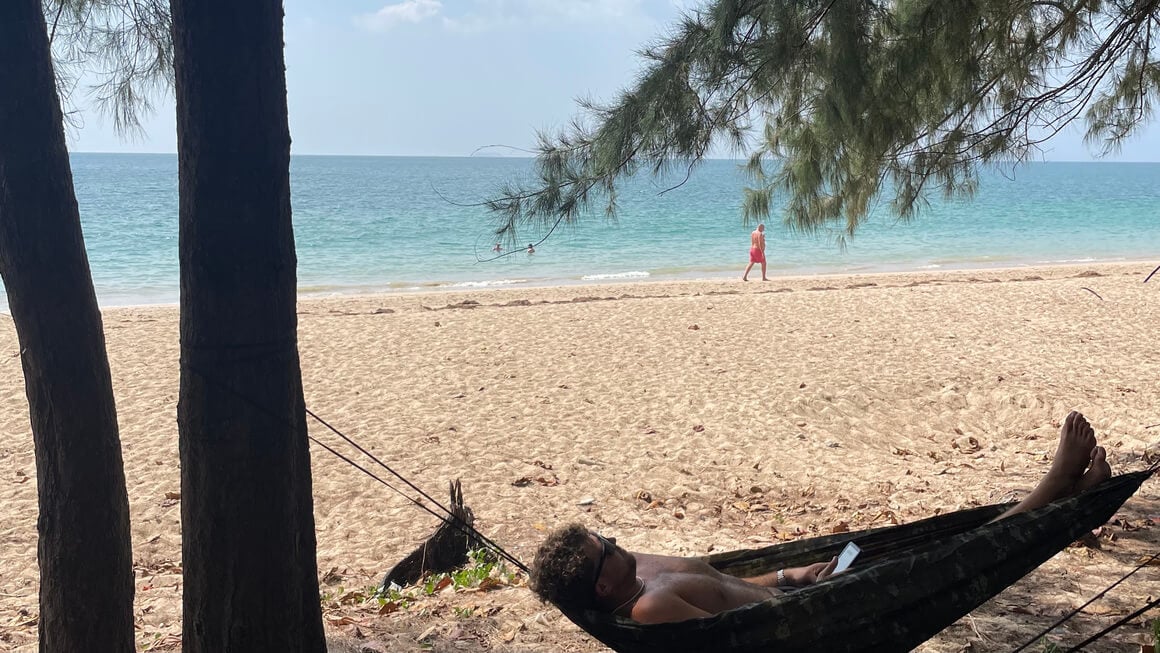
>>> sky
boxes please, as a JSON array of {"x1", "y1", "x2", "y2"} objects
[{"x1": 67, "y1": 0, "x2": 1160, "y2": 161}]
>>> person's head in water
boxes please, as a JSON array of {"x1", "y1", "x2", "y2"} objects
[{"x1": 530, "y1": 523, "x2": 635, "y2": 612}]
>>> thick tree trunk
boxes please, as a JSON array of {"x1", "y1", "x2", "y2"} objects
[
  {"x1": 170, "y1": 1, "x2": 325, "y2": 651},
  {"x1": 0, "y1": 2, "x2": 135, "y2": 652}
]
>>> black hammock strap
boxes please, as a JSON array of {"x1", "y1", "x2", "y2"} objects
[{"x1": 561, "y1": 468, "x2": 1155, "y2": 653}]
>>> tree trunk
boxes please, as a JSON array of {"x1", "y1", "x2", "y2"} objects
[
  {"x1": 0, "y1": 2, "x2": 135, "y2": 652},
  {"x1": 170, "y1": 1, "x2": 325, "y2": 651}
]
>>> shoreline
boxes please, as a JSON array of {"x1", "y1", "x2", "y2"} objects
[
  {"x1": 157, "y1": 258, "x2": 1160, "y2": 311},
  {"x1": 2, "y1": 257, "x2": 1150, "y2": 316},
  {"x1": 308, "y1": 254, "x2": 1154, "y2": 295}
]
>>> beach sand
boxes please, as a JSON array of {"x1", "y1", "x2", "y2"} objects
[{"x1": 1, "y1": 262, "x2": 1158, "y2": 652}]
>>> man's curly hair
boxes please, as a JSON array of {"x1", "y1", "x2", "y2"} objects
[{"x1": 529, "y1": 523, "x2": 597, "y2": 610}]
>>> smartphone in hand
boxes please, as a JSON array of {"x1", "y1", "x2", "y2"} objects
[{"x1": 834, "y1": 541, "x2": 861, "y2": 573}]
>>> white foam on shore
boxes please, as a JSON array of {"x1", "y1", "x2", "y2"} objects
[
  {"x1": 441, "y1": 278, "x2": 528, "y2": 288},
  {"x1": 580, "y1": 271, "x2": 650, "y2": 281},
  {"x1": 1036, "y1": 257, "x2": 1110, "y2": 264}
]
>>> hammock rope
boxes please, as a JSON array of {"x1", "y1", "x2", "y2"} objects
[
  {"x1": 182, "y1": 362, "x2": 530, "y2": 572},
  {"x1": 1064, "y1": 594, "x2": 1160, "y2": 652},
  {"x1": 1009, "y1": 549, "x2": 1160, "y2": 653},
  {"x1": 304, "y1": 407, "x2": 530, "y2": 573},
  {"x1": 306, "y1": 430, "x2": 529, "y2": 572}
]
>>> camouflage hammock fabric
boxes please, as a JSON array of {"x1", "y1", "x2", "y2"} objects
[{"x1": 561, "y1": 469, "x2": 1155, "y2": 653}]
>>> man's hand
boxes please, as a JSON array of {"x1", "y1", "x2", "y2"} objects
[{"x1": 784, "y1": 557, "x2": 839, "y2": 586}]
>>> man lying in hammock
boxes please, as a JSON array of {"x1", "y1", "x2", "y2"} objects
[{"x1": 529, "y1": 410, "x2": 1112, "y2": 624}]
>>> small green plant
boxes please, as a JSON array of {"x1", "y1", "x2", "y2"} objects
[
  {"x1": 358, "y1": 548, "x2": 517, "y2": 612},
  {"x1": 453, "y1": 606, "x2": 474, "y2": 618},
  {"x1": 451, "y1": 549, "x2": 500, "y2": 587},
  {"x1": 1151, "y1": 617, "x2": 1159, "y2": 647},
  {"x1": 373, "y1": 583, "x2": 413, "y2": 609},
  {"x1": 417, "y1": 548, "x2": 516, "y2": 596},
  {"x1": 1039, "y1": 637, "x2": 1063, "y2": 653}
]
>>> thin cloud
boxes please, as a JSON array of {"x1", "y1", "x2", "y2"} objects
[
  {"x1": 441, "y1": 0, "x2": 647, "y2": 33},
  {"x1": 530, "y1": 0, "x2": 643, "y2": 21},
  {"x1": 356, "y1": 0, "x2": 443, "y2": 32}
]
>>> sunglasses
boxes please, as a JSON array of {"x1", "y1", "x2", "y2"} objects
[{"x1": 591, "y1": 533, "x2": 616, "y2": 595}]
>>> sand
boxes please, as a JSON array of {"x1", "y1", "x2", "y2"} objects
[{"x1": 1, "y1": 262, "x2": 1158, "y2": 652}]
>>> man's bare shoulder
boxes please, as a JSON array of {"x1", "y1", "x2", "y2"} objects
[{"x1": 631, "y1": 588, "x2": 713, "y2": 624}]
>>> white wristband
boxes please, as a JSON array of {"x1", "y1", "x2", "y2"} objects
[{"x1": 776, "y1": 569, "x2": 786, "y2": 586}]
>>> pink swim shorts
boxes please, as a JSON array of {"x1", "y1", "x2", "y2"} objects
[{"x1": 749, "y1": 247, "x2": 765, "y2": 264}]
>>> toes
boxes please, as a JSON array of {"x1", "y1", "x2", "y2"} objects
[
  {"x1": 1091, "y1": 445, "x2": 1107, "y2": 466},
  {"x1": 1066, "y1": 411, "x2": 1096, "y2": 445},
  {"x1": 1075, "y1": 447, "x2": 1112, "y2": 493}
]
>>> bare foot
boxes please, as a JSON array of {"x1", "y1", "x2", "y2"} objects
[
  {"x1": 1074, "y1": 446, "x2": 1112, "y2": 493},
  {"x1": 994, "y1": 411, "x2": 1106, "y2": 521},
  {"x1": 1042, "y1": 411, "x2": 1097, "y2": 497}
]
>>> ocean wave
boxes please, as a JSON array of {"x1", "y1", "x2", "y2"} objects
[
  {"x1": 442, "y1": 279, "x2": 528, "y2": 288},
  {"x1": 580, "y1": 271, "x2": 651, "y2": 281},
  {"x1": 1035, "y1": 257, "x2": 1107, "y2": 264}
]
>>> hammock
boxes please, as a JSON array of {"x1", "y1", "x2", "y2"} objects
[{"x1": 560, "y1": 469, "x2": 1155, "y2": 653}]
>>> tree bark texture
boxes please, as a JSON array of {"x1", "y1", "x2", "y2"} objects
[
  {"x1": 170, "y1": 0, "x2": 326, "y2": 651},
  {"x1": 0, "y1": 2, "x2": 135, "y2": 652}
]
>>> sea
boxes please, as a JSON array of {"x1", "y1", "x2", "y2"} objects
[{"x1": 2, "y1": 153, "x2": 1158, "y2": 309}]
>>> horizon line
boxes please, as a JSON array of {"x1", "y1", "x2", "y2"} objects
[{"x1": 68, "y1": 151, "x2": 1160, "y2": 164}]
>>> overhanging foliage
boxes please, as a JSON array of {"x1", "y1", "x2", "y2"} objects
[
  {"x1": 45, "y1": 0, "x2": 172, "y2": 135},
  {"x1": 489, "y1": 0, "x2": 1159, "y2": 242}
]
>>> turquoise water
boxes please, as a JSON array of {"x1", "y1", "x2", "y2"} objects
[{"x1": 3, "y1": 153, "x2": 1159, "y2": 308}]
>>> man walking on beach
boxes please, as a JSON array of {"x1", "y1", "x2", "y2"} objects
[{"x1": 742, "y1": 223, "x2": 767, "y2": 281}]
